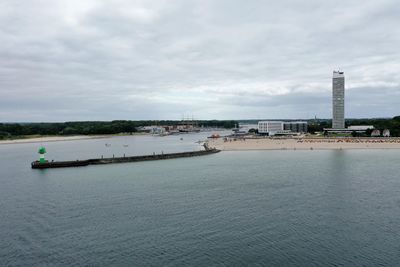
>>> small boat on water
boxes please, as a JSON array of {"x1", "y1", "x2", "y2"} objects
[{"x1": 105, "y1": 143, "x2": 111, "y2": 147}]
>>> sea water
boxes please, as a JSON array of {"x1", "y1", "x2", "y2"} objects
[{"x1": 1, "y1": 134, "x2": 400, "y2": 266}]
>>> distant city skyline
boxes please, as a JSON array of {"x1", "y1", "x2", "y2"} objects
[{"x1": 0, "y1": 0, "x2": 400, "y2": 122}]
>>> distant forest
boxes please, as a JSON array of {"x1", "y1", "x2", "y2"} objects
[
  {"x1": 1, "y1": 117, "x2": 399, "y2": 139},
  {"x1": 308, "y1": 116, "x2": 400, "y2": 136},
  {"x1": 0, "y1": 120, "x2": 237, "y2": 139}
]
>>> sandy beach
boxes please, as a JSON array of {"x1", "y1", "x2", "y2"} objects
[
  {"x1": 0, "y1": 135, "x2": 107, "y2": 145},
  {"x1": 208, "y1": 137, "x2": 400, "y2": 151}
]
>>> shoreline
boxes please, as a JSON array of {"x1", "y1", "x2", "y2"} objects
[
  {"x1": 208, "y1": 137, "x2": 400, "y2": 151},
  {"x1": 0, "y1": 135, "x2": 109, "y2": 145},
  {"x1": 0, "y1": 132, "x2": 157, "y2": 145}
]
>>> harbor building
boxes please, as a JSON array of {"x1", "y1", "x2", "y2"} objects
[
  {"x1": 332, "y1": 70, "x2": 345, "y2": 129},
  {"x1": 284, "y1": 121, "x2": 308, "y2": 133}
]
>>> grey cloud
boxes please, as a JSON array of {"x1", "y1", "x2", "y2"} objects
[{"x1": 0, "y1": 0, "x2": 399, "y2": 121}]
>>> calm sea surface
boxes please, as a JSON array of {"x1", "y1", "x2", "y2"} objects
[{"x1": 1, "y1": 133, "x2": 400, "y2": 266}]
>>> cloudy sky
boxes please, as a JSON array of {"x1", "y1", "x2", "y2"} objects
[{"x1": 1, "y1": 0, "x2": 399, "y2": 122}]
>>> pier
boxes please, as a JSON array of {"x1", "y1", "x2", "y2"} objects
[{"x1": 31, "y1": 148, "x2": 220, "y2": 169}]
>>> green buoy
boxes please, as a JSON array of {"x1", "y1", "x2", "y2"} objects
[{"x1": 38, "y1": 146, "x2": 47, "y2": 163}]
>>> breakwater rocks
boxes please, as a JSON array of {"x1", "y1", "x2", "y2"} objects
[{"x1": 31, "y1": 148, "x2": 220, "y2": 169}]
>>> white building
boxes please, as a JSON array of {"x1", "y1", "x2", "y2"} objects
[
  {"x1": 348, "y1": 125, "x2": 374, "y2": 131},
  {"x1": 258, "y1": 121, "x2": 284, "y2": 136},
  {"x1": 150, "y1": 126, "x2": 166, "y2": 135},
  {"x1": 371, "y1": 129, "x2": 381, "y2": 137},
  {"x1": 238, "y1": 123, "x2": 258, "y2": 133},
  {"x1": 383, "y1": 129, "x2": 390, "y2": 137}
]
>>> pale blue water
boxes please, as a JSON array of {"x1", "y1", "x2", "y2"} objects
[{"x1": 1, "y1": 134, "x2": 400, "y2": 266}]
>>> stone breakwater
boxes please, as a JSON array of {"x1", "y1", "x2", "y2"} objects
[{"x1": 31, "y1": 148, "x2": 220, "y2": 169}]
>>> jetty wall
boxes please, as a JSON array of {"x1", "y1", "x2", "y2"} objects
[{"x1": 31, "y1": 149, "x2": 220, "y2": 169}]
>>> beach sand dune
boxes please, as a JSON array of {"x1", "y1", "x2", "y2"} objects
[{"x1": 208, "y1": 137, "x2": 400, "y2": 151}]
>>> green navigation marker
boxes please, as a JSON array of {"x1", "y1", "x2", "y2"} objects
[{"x1": 38, "y1": 146, "x2": 47, "y2": 163}]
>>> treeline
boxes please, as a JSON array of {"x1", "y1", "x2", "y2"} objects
[
  {"x1": 307, "y1": 120, "x2": 330, "y2": 133},
  {"x1": 0, "y1": 120, "x2": 237, "y2": 139},
  {"x1": 345, "y1": 116, "x2": 400, "y2": 136},
  {"x1": 307, "y1": 116, "x2": 400, "y2": 136}
]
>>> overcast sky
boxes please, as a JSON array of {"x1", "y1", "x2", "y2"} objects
[{"x1": 1, "y1": 0, "x2": 399, "y2": 122}]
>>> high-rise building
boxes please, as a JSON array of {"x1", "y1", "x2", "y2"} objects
[{"x1": 332, "y1": 70, "x2": 345, "y2": 129}]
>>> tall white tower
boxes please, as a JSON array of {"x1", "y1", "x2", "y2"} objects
[{"x1": 332, "y1": 70, "x2": 345, "y2": 129}]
